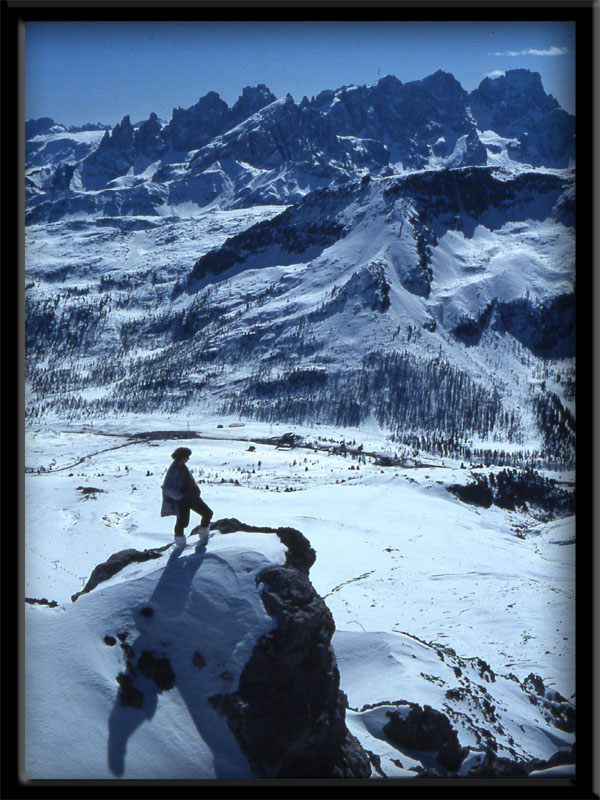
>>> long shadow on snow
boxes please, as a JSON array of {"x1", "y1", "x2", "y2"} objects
[{"x1": 107, "y1": 543, "x2": 255, "y2": 778}]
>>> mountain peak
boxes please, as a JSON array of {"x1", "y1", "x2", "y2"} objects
[
  {"x1": 376, "y1": 74, "x2": 403, "y2": 92},
  {"x1": 474, "y1": 69, "x2": 550, "y2": 102},
  {"x1": 414, "y1": 69, "x2": 465, "y2": 96},
  {"x1": 471, "y1": 68, "x2": 561, "y2": 121}
]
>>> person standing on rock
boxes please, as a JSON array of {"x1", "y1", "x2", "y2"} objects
[{"x1": 161, "y1": 447, "x2": 213, "y2": 547}]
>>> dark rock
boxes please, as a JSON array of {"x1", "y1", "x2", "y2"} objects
[
  {"x1": 209, "y1": 562, "x2": 371, "y2": 778},
  {"x1": 192, "y1": 651, "x2": 207, "y2": 669},
  {"x1": 25, "y1": 597, "x2": 59, "y2": 608},
  {"x1": 523, "y1": 673, "x2": 545, "y2": 696},
  {"x1": 210, "y1": 518, "x2": 316, "y2": 573},
  {"x1": 229, "y1": 85, "x2": 277, "y2": 127},
  {"x1": 100, "y1": 115, "x2": 135, "y2": 151},
  {"x1": 71, "y1": 543, "x2": 171, "y2": 602},
  {"x1": 137, "y1": 650, "x2": 175, "y2": 691},
  {"x1": 211, "y1": 517, "x2": 278, "y2": 534},
  {"x1": 139, "y1": 606, "x2": 154, "y2": 618},
  {"x1": 134, "y1": 112, "x2": 168, "y2": 159},
  {"x1": 103, "y1": 635, "x2": 117, "y2": 646},
  {"x1": 116, "y1": 673, "x2": 143, "y2": 708},
  {"x1": 274, "y1": 527, "x2": 316, "y2": 574},
  {"x1": 383, "y1": 703, "x2": 466, "y2": 771}
]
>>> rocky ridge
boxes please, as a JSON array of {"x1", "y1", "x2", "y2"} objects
[{"x1": 25, "y1": 69, "x2": 575, "y2": 222}]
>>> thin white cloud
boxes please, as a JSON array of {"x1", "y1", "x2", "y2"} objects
[
  {"x1": 486, "y1": 70, "x2": 506, "y2": 79},
  {"x1": 490, "y1": 46, "x2": 569, "y2": 57}
]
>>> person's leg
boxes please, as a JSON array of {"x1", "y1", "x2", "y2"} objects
[
  {"x1": 174, "y1": 500, "x2": 191, "y2": 537},
  {"x1": 190, "y1": 496, "x2": 213, "y2": 528}
]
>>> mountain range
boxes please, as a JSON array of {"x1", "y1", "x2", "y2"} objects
[{"x1": 25, "y1": 69, "x2": 575, "y2": 223}]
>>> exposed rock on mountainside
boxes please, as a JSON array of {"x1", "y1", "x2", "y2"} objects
[
  {"x1": 383, "y1": 703, "x2": 467, "y2": 770},
  {"x1": 211, "y1": 555, "x2": 371, "y2": 778},
  {"x1": 469, "y1": 70, "x2": 575, "y2": 168},
  {"x1": 25, "y1": 117, "x2": 68, "y2": 139},
  {"x1": 25, "y1": 69, "x2": 575, "y2": 221}
]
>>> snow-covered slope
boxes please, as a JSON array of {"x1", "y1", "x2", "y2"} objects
[
  {"x1": 26, "y1": 531, "x2": 287, "y2": 778},
  {"x1": 24, "y1": 424, "x2": 575, "y2": 779},
  {"x1": 25, "y1": 165, "x2": 575, "y2": 469}
]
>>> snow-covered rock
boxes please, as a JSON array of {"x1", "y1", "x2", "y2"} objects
[
  {"x1": 25, "y1": 521, "x2": 371, "y2": 779},
  {"x1": 469, "y1": 70, "x2": 575, "y2": 169}
]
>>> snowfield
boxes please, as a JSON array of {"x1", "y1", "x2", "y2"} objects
[{"x1": 24, "y1": 419, "x2": 575, "y2": 779}]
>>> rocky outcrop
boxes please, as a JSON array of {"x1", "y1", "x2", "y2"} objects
[
  {"x1": 100, "y1": 115, "x2": 135, "y2": 151},
  {"x1": 383, "y1": 703, "x2": 467, "y2": 770},
  {"x1": 68, "y1": 521, "x2": 370, "y2": 777},
  {"x1": 210, "y1": 535, "x2": 371, "y2": 778},
  {"x1": 135, "y1": 112, "x2": 169, "y2": 160},
  {"x1": 71, "y1": 543, "x2": 172, "y2": 602}
]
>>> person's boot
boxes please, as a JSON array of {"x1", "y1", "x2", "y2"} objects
[
  {"x1": 174, "y1": 534, "x2": 186, "y2": 548},
  {"x1": 189, "y1": 524, "x2": 210, "y2": 544}
]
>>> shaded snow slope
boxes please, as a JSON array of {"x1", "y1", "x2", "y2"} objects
[{"x1": 26, "y1": 531, "x2": 288, "y2": 778}]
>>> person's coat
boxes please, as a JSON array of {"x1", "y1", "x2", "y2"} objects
[
  {"x1": 161, "y1": 462, "x2": 190, "y2": 517},
  {"x1": 161, "y1": 461, "x2": 202, "y2": 516}
]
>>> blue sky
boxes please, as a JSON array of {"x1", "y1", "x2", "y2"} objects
[{"x1": 25, "y1": 20, "x2": 576, "y2": 127}]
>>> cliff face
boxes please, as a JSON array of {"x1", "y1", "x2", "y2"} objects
[{"x1": 209, "y1": 520, "x2": 371, "y2": 778}]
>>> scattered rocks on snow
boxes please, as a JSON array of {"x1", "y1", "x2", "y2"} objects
[{"x1": 25, "y1": 597, "x2": 59, "y2": 608}]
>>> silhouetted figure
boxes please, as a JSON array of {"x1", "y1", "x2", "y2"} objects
[{"x1": 161, "y1": 447, "x2": 213, "y2": 547}]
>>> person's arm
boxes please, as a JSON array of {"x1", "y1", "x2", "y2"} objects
[{"x1": 162, "y1": 464, "x2": 184, "y2": 500}]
